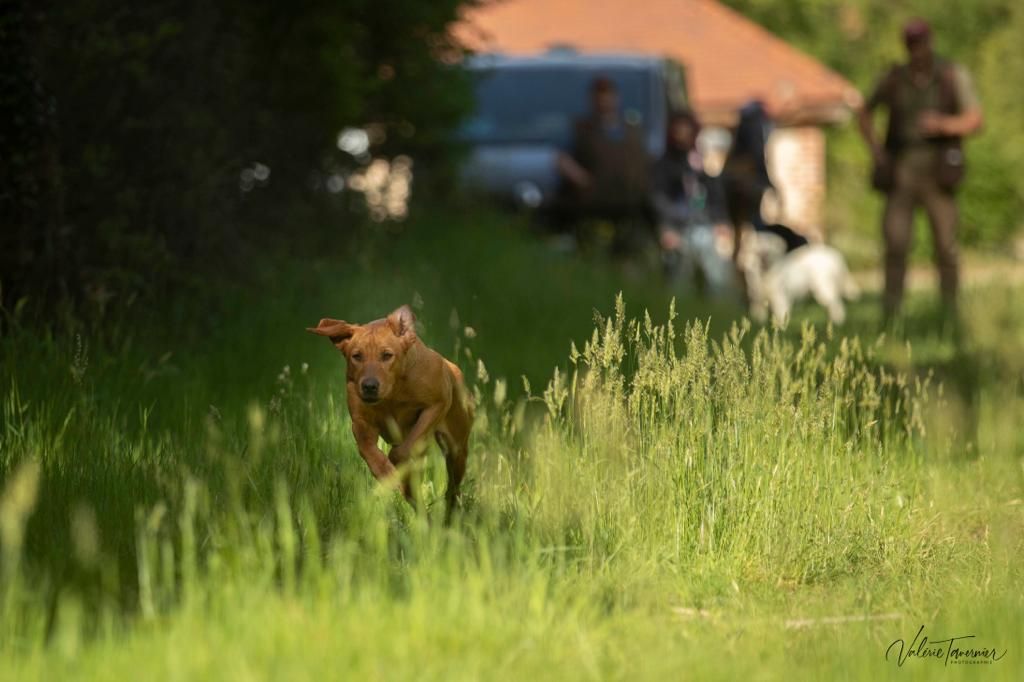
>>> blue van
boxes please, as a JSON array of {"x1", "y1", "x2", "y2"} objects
[{"x1": 459, "y1": 50, "x2": 690, "y2": 211}]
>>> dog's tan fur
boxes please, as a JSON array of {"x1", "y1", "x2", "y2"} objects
[{"x1": 307, "y1": 306, "x2": 472, "y2": 515}]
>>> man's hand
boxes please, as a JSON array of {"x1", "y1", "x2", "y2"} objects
[
  {"x1": 556, "y1": 153, "x2": 592, "y2": 190},
  {"x1": 918, "y1": 110, "x2": 949, "y2": 137},
  {"x1": 659, "y1": 230, "x2": 682, "y2": 252}
]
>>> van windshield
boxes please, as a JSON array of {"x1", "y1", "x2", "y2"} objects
[{"x1": 460, "y1": 66, "x2": 653, "y2": 146}]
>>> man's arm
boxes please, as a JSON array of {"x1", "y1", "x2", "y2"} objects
[
  {"x1": 557, "y1": 119, "x2": 594, "y2": 190},
  {"x1": 858, "y1": 71, "x2": 891, "y2": 163},
  {"x1": 918, "y1": 108, "x2": 983, "y2": 138},
  {"x1": 556, "y1": 152, "x2": 592, "y2": 189},
  {"x1": 920, "y1": 64, "x2": 984, "y2": 138},
  {"x1": 857, "y1": 105, "x2": 884, "y2": 161}
]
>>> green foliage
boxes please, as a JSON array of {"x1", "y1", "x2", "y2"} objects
[
  {"x1": 723, "y1": 0, "x2": 1024, "y2": 246},
  {"x1": 2, "y1": 0, "x2": 475, "y2": 311}
]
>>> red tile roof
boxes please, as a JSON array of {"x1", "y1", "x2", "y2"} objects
[{"x1": 454, "y1": 0, "x2": 861, "y2": 125}]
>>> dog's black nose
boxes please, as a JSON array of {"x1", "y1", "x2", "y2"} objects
[{"x1": 360, "y1": 378, "x2": 380, "y2": 397}]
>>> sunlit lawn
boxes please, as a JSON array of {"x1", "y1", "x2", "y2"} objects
[{"x1": 1, "y1": 211, "x2": 1020, "y2": 680}]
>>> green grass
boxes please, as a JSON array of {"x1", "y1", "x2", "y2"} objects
[{"x1": 1, "y1": 209, "x2": 1021, "y2": 680}]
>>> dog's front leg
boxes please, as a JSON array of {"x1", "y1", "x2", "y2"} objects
[
  {"x1": 351, "y1": 419, "x2": 401, "y2": 488},
  {"x1": 769, "y1": 290, "x2": 792, "y2": 327},
  {"x1": 386, "y1": 405, "x2": 445, "y2": 507},
  {"x1": 389, "y1": 404, "x2": 446, "y2": 466}
]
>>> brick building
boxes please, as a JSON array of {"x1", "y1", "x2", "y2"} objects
[{"x1": 453, "y1": 0, "x2": 861, "y2": 239}]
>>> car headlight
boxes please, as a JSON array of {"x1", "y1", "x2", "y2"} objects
[{"x1": 514, "y1": 181, "x2": 543, "y2": 209}]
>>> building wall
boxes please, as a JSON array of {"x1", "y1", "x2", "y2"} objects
[{"x1": 766, "y1": 126, "x2": 825, "y2": 241}]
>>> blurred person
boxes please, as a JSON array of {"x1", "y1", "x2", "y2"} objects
[
  {"x1": 557, "y1": 76, "x2": 651, "y2": 255},
  {"x1": 721, "y1": 100, "x2": 776, "y2": 241},
  {"x1": 858, "y1": 17, "x2": 983, "y2": 320},
  {"x1": 720, "y1": 100, "x2": 779, "y2": 299},
  {"x1": 652, "y1": 110, "x2": 731, "y2": 294}
]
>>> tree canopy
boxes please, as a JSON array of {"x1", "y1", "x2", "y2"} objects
[{"x1": 1, "y1": 0, "x2": 475, "y2": 312}]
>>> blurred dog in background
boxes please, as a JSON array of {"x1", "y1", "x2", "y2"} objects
[{"x1": 739, "y1": 227, "x2": 860, "y2": 326}]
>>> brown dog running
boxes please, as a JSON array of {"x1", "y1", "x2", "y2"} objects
[{"x1": 307, "y1": 305, "x2": 472, "y2": 516}]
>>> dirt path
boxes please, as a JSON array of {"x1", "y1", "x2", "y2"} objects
[{"x1": 852, "y1": 256, "x2": 1024, "y2": 293}]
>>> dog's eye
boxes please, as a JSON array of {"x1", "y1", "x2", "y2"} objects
[
  {"x1": 351, "y1": 352, "x2": 363, "y2": 362},
  {"x1": 381, "y1": 351, "x2": 394, "y2": 361}
]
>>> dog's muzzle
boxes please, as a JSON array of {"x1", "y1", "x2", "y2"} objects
[{"x1": 359, "y1": 378, "x2": 380, "y2": 403}]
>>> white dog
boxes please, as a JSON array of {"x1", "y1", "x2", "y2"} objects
[{"x1": 741, "y1": 232, "x2": 860, "y2": 326}]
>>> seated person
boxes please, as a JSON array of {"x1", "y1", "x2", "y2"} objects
[{"x1": 652, "y1": 110, "x2": 731, "y2": 292}]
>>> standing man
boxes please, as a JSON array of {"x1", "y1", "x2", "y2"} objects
[
  {"x1": 858, "y1": 18, "x2": 983, "y2": 320},
  {"x1": 557, "y1": 76, "x2": 650, "y2": 255}
]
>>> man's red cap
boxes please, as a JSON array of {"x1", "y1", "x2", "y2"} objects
[{"x1": 903, "y1": 18, "x2": 931, "y2": 44}]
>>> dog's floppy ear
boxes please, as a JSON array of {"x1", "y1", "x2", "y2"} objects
[
  {"x1": 306, "y1": 318, "x2": 357, "y2": 347},
  {"x1": 386, "y1": 305, "x2": 417, "y2": 338}
]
